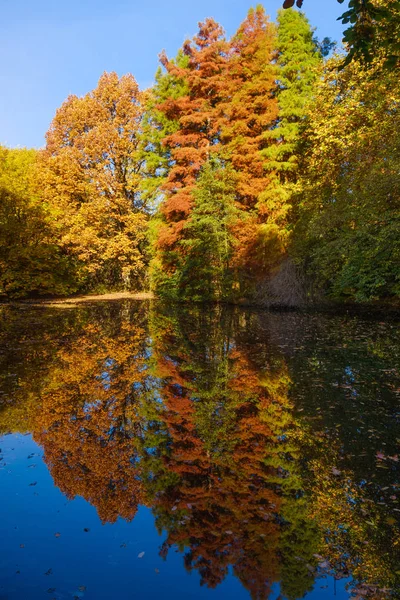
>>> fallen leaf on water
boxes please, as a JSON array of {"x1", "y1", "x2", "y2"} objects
[
  {"x1": 19, "y1": 544, "x2": 24, "y2": 548},
  {"x1": 155, "y1": 568, "x2": 160, "y2": 574},
  {"x1": 138, "y1": 552, "x2": 145, "y2": 559},
  {"x1": 54, "y1": 532, "x2": 61, "y2": 538}
]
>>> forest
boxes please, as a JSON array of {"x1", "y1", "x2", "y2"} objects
[{"x1": 0, "y1": 4, "x2": 399, "y2": 305}]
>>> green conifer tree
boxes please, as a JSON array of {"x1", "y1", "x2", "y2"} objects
[
  {"x1": 175, "y1": 160, "x2": 239, "y2": 302},
  {"x1": 141, "y1": 51, "x2": 190, "y2": 297},
  {"x1": 140, "y1": 50, "x2": 189, "y2": 208},
  {"x1": 260, "y1": 9, "x2": 322, "y2": 237}
]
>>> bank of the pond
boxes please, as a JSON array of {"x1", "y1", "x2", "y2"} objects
[
  {"x1": 1, "y1": 290, "x2": 399, "y2": 319},
  {"x1": 0, "y1": 291, "x2": 154, "y2": 307}
]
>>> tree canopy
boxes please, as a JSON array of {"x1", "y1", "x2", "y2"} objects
[{"x1": 0, "y1": 5, "x2": 398, "y2": 306}]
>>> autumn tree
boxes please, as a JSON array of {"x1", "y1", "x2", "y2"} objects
[
  {"x1": 262, "y1": 9, "x2": 322, "y2": 229},
  {"x1": 0, "y1": 146, "x2": 77, "y2": 297},
  {"x1": 220, "y1": 6, "x2": 278, "y2": 211},
  {"x1": 40, "y1": 72, "x2": 148, "y2": 292},
  {"x1": 158, "y1": 19, "x2": 230, "y2": 222},
  {"x1": 150, "y1": 19, "x2": 231, "y2": 289},
  {"x1": 293, "y1": 54, "x2": 400, "y2": 301},
  {"x1": 32, "y1": 309, "x2": 151, "y2": 523},
  {"x1": 212, "y1": 6, "x2": 283, "y2": 296},
  {"x1": 144, "y1": 304, "x2": 321, "y2": 599}
]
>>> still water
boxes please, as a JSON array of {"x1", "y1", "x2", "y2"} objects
[{"x1": 0, "y1": 300, "x2": 399, "y2": 600}]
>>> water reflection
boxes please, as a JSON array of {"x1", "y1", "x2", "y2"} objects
[{"x1": 0, "y1": 302, "x2": 399, "y2": 599}]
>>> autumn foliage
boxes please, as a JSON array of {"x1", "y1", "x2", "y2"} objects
[
  {"x1": 0, "y1": 6, "x2": 398, "y2": 305},
  {"x1": 39, "y1": 72, "x2": 149, "y2": 293}
]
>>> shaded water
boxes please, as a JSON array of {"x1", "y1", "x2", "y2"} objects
[{"x1": 0, "y1": 300, "x2": 399, "y2": 600}]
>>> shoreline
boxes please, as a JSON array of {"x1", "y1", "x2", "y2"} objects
[
  {"x1": 0, "y1": 292, "x2": 398, "y2": 318},
  {"x1": 0, "y1": 291, "x2": 154, "y2": 308}
]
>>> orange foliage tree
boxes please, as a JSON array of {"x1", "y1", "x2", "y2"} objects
[
  {"x1": 150, "y1": 8, "x2": 283, "y2": 299},
  {"x1": 221, "y1": 7, "x2": 278, "y2": 210},
  {"x1": 155, "y1": 19, "x2": 230, "y2": 256},
  {"x1": 221, "y1": 7, "x2": 282, "y2": 287}
]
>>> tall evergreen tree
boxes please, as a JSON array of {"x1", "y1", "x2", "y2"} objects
[
  {"x1": 261, "y1": 9, "x2": 322, "y2": 243},
  {"x1": 178, "y1": 160, "x2": 239, "y2": 301},
  {"x1": 140, "y1": 50, "x2": 189, "y2": 208}
]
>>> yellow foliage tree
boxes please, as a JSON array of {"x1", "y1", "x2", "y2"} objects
[
  {"x1": 0, "y1": 146, "x2": 77, "y2": 297},
  {"x1": 40, "y1": 72, "x2": 149, "y2": 291}
]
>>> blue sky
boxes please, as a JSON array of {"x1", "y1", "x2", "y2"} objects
[{"x1": 1, "y1": 0, "x2": 345, "y2": 149}]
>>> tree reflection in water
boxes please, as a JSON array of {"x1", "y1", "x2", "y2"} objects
[{"x1": 0, "y1": 301, "x2": 398, "y2": 599}]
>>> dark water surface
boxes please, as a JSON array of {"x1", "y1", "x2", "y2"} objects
[{"x1": 0, "y1": 300, "x2": 399, "y2": 600}]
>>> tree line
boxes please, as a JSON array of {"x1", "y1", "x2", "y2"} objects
[{"x1": 0, "y1": 5, "x2": 398, "y2": 303}]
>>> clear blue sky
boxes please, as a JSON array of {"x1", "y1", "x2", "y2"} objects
[{"x1": 0, "y1": 0, "x2": 345, "y2": 149}]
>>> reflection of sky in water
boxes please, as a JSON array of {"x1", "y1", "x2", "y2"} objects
[{"x1": 0, "y1": 434, "x2": 350, "y2": 600}]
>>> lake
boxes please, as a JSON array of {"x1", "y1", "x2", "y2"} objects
[{"x1": 0, "y1": 300, "x2": 399, "y2": 600}]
